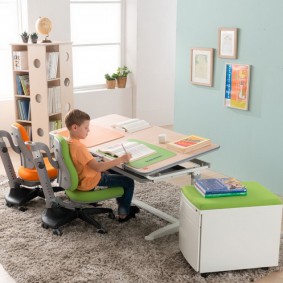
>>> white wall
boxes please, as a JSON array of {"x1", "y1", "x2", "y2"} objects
[
  {"x1": 0, "y1": 1, "x2": 177, "y2": 131},
  {"x1": 74, "y1": 88, "x2": 133, "y2": 119},
  {"x1": 25, "y1": 0, "x2": 71, "y2": 42},
  {"x1": 126, "y1": 0, "x2": 177, "y2": 126},
  {"x1": 0, "y1": 100, "x2": 16, "y2": 132}
]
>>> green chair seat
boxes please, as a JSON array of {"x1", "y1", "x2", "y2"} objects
[
  {"x1": 182, "y1": 181, "x2": 282, "y2": 210},
  {"x1": 66, "y1": 186, "x2": 124, "y2": 203},
  {"x1": 56, "y1": 135, "x2": 124, "y2": 202}
]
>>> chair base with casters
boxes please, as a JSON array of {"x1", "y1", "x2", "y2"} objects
[
  {"x1": 29, "y1": 136, "x2": 124, "y2": 236},
  {"x1": 5, "y1": 187, "x2": 43, "y2": 210},
  {"x1": 41, "y1": 204, "x2": 116, "y2": 236}
]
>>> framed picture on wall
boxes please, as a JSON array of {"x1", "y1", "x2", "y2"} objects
[
  {"x1": 224, "y1": 63, "x2": 250, "y2": 110},
  {"x1": 218, "y1": 28, "x2": 238, "y2": 59},
  {"x1": 190, "y1": 48, "x2": 214, "y2": 87}
]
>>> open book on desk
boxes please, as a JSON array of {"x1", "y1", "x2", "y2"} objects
[
  {"x1": 112, "y1": 118, "x2": 151, "y2": 133},
  {"x1": 98, "y1": 141, "x2": 156, "y2": 162}
]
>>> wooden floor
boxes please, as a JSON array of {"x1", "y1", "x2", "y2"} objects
[{"x1": 0, "y1": 148, "x2": 282, "y2": 283}]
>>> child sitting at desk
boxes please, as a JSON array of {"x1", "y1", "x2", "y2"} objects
[{"x1": 65, "y1": 109, "x2": 140, "y2": 222}]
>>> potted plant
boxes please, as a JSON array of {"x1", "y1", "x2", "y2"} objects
[
  {"x1": 30, "y1": 32, "x2": 38, "y2": 44},
  {"x1": 115, "y1": 66, "x2": 131, "y2": 88},
  {"x1": 20, "y1": 31, "x2": 29, "y2": 43},
  {"x1": 105, "y1": 73, "x2": 116, "y2": 89}
]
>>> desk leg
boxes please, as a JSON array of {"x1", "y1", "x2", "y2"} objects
[{"x1": 132, "y1": 198, "x2": 179, "y2": 241}]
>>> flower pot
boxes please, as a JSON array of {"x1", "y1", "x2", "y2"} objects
[
  {"x1": 21, "y1": 36, "x2": 29, "y2": 43},
  {"x1": 31, "y1": 38, "x2": 38, "y2": 44},
  {"x1": 116, "y1": 77, "x2": 127, "y2": 88},
  {"x1": 106, "y1": 80, "x2": 116, "y2": 89}
]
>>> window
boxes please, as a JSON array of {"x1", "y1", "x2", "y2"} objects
[
  {"x1": 70, "y1": 0, "x2": 123, "y2": 90},
  {"x1": 0, "y1": 0, "x2": 22, "y2": 100}
]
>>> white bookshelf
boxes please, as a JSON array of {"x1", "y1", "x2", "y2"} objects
[{"x1": 11, "y1": 42, "x2": 74, "y2": 145}]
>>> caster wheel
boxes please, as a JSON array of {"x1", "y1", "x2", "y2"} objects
[
  {"x1": 41, "y1": 223, "x2": 49, "y2": 229},
  {"x1": 200, "y1": 273, "x2": 209, "y2": 278},
  {"x1": 108, "y1": 212, "x2": 115, "y2": 220},
  {"x1": 6, "y1": 202, "x2": 13, "y2": 208},
  {"x1": 97, "y1": 228, "x2": 107, "y2": 234},
  {"x1": 52, "y1": 229, "x2": 62, "y2": 236},
  {"x1": 18, "y1": 206, "x2": 28, "y2": 212}
]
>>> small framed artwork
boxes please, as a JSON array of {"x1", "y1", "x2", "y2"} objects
[
  {"x1": 218, "y1": 28, "x2": 238, "y2": 59},
  {"x1": 190, "y1": 48, "x2": 214, "y2": 87},
  {"x1": 224, "y1": 63, "x2": 250, "y2": 110}
]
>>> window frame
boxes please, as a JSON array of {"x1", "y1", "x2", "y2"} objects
[
  {"x1": 70, "y1": 0, "x2": 125, "y2": 92},
  {"x1": 0, "y1": 0, "x2": 23, "y2": 101}
]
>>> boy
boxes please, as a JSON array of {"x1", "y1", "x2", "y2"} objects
[{"x1": 65, "y1": 109, "x2": 139, "y2": 222}]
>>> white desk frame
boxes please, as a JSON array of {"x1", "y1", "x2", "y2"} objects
[{"x1": 86, "y1": 115, "x2": 220, "y2": 240}]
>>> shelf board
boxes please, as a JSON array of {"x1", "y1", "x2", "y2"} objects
[
  {"x1": 16, "y1": 120, "x2": 32, "y2": 124},
  {"x1": 15, "y1": 95, "x2": 30, "y2": 98}
]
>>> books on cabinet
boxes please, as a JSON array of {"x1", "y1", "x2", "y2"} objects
[
  {"x1": 167, "y1": 135, "x2": 211, "y2": 153},
  {"x1": 98, "y1": 141, "x2": 156, "y2": 162},
  {"x1": 194, "y1": 178, "x2": 247, "y2": 198}
]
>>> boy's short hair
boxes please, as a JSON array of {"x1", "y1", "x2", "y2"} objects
[{"x1": 65, "y1": 109, "x2": 90, "y2": 130}]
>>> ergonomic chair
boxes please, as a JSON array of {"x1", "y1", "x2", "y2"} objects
[
  {"x1": 29, "y1": 135, "x2": 124, "y2": 236},
  {"x1": 0, "y1": 123, "x2": 57, "y2": 210}
]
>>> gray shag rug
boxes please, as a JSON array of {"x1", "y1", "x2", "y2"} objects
[{"x1": 0, "y1": 175, "x2": 282, "y2": 283}]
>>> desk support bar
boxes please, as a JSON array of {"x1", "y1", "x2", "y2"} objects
[{"x1": 132, "y1": 198, "x2": 179, "y2": 241}]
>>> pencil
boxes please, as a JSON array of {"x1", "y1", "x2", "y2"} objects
[{"x1": 121, "y1": 143, "x2": 128, "y2": 154}]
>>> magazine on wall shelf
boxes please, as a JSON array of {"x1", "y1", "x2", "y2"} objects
[
  {"x1": 166, "y1": 135, "x2": 211, "y2": 153},
  {"x1": 98, "y1": 141, "x2": 156, "y2": 162},
  {"x1": 194, "y1": 177, "x2": 247, "y2": 198},
  {"x1": 112, "y1": 118, "x2": 151, "y2": 133}
]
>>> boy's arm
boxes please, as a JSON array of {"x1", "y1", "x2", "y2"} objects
[{"x1": 87, "y1": 153, "x2": 132, "y2": 172}]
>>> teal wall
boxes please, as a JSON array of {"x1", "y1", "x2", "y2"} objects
[{"x1": 174, "y1": 0, "x2": 283, "y2": 195}]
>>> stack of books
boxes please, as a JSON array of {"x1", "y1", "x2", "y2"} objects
[
  {"x1": 194, "y1": 177, "x2": 247, "y2": 198},
  {"x1": 166, "y1": 135, "x2": 211, "y2": 153}
]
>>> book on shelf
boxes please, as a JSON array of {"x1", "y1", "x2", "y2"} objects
[
  {"x1": 47, "y1": 52, "x2": 59, "y2": 80},
  {"x1": 17, "y1": 99, "x2": 30, "y2": 121},
  {"x1": 166, "y1": 135, "x2": 211, "y2": 153},
  {"x1": 16, "y1": 75, "x2": 24, "y2": 95},
  {"x1": 48, "y1": 86, "x2": 61, "y2": 114},
  {"x1": 98, "y1": 141, "x2": 156, "y2": 162},
  {"x1": 13, "y1": 51, "x2": 28, "y2": 70},
  {"x1": 194, "y1": 178, "x2": 247, "y2": 198},
  {"x1": 49, "y1": 119, "x2": 62, "y2": 131},
  {"x1": 18, "y1": 74, "x2": 30, "y2": 96},
  {"x1": 112, "y1": 118, "x2": 151, "y2": 133}
]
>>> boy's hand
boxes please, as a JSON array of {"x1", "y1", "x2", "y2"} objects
[{"x1": 120, "y1": 153, "x2": 132, "y2": 163}]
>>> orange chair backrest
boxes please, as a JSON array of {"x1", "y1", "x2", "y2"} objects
[{"x1": 12, "y1": 122, "x2": 29, "y2": 142}]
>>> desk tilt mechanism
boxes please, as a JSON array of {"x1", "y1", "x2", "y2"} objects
[{"x1": 111, "y1": 158, "x2": 210, "y2": 241}]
